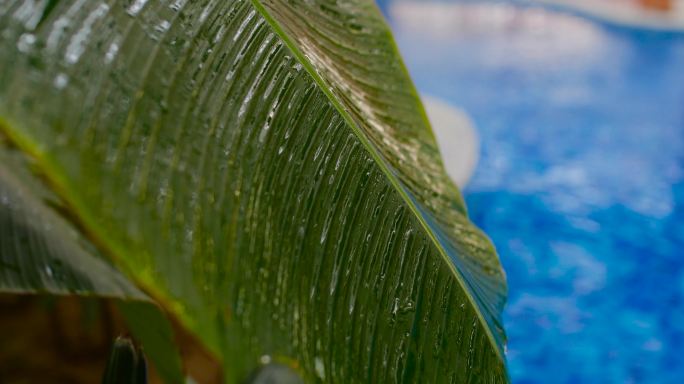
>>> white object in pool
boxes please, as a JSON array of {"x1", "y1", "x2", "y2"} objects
[
  {"x1": 534, "y1": 0, "x2": 684, "y2": 31},
  {"x1": 422, "y1": 95, "x2": 480, "y2": 189}
]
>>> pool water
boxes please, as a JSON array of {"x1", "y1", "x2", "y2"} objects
[{"x1": 380, "y1": 1, "x2": 684, "y2": 383}]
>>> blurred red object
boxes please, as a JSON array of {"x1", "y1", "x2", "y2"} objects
[{"x1": 638, "y1": 0, "x2": 673, "y2": 11}]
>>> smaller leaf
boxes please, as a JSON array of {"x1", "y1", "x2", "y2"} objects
[
  {"x1": 119, "y1": 301, "x2": 185, "y2": 384},
  {"x1": 102, "y1": 336, "x2": 148, "y2": 384},
  {"x1": 246, "y1": 363, "x2": 303, "y2": 384},
  {"x1": 0, "y1": 136, "x2": 184, "y2": 384},
  {"x1": 0, "y1": 135, "x2": 144, "y2": 298}
]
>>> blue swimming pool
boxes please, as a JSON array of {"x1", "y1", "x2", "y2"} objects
[{"x1": 380, "y1": 1, "x2": 684, "y2": 382}]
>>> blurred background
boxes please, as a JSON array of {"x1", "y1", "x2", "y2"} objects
[{"x1": 375, "y1": 0, "x2": 684, "y2": 382}]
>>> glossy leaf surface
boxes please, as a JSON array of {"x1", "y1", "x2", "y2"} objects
[
  {"x1": 0, "y1": 135, "x2": 145, "y2": 298},
  {"x1": 0, "y1": 136, "x2": 183, "y2": 383},
  {"x1": 0, "y1": 0, "x2": 507, "y2": 382}
]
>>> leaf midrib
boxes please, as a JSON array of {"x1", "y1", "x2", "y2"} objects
[{"x1": 248, "y1": 0, "x2": 504, "y2": 361}]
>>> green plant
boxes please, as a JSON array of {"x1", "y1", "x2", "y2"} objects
[
  {"x1": 0, "y1": 0, "x2": 507, "y2": 382},
  {"x1": 102, "y1": 336, "x2": 149, "y2": 384}
]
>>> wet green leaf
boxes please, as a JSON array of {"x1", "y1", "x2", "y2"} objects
[
  {"x1": 0, "y1": 136, "x2": 145, "y2": 298},
  {"x1": 0, "y1": 136, "x2": 184, "y2": 383},
  {"x1": 0, "y1": 0, "x2": 507, "y2": 382}
]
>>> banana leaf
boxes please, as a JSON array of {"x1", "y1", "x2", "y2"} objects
[
  {"x1": 0, "y1": 0, "x2": 507, "y2": 382},
  {"x1": 0, "y1": 136, "x2": 183, "y2": 382}
]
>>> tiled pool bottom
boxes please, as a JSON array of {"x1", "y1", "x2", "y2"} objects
[{"x1": 382, "y1": 1, "x2": 684, "y2": 383}]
